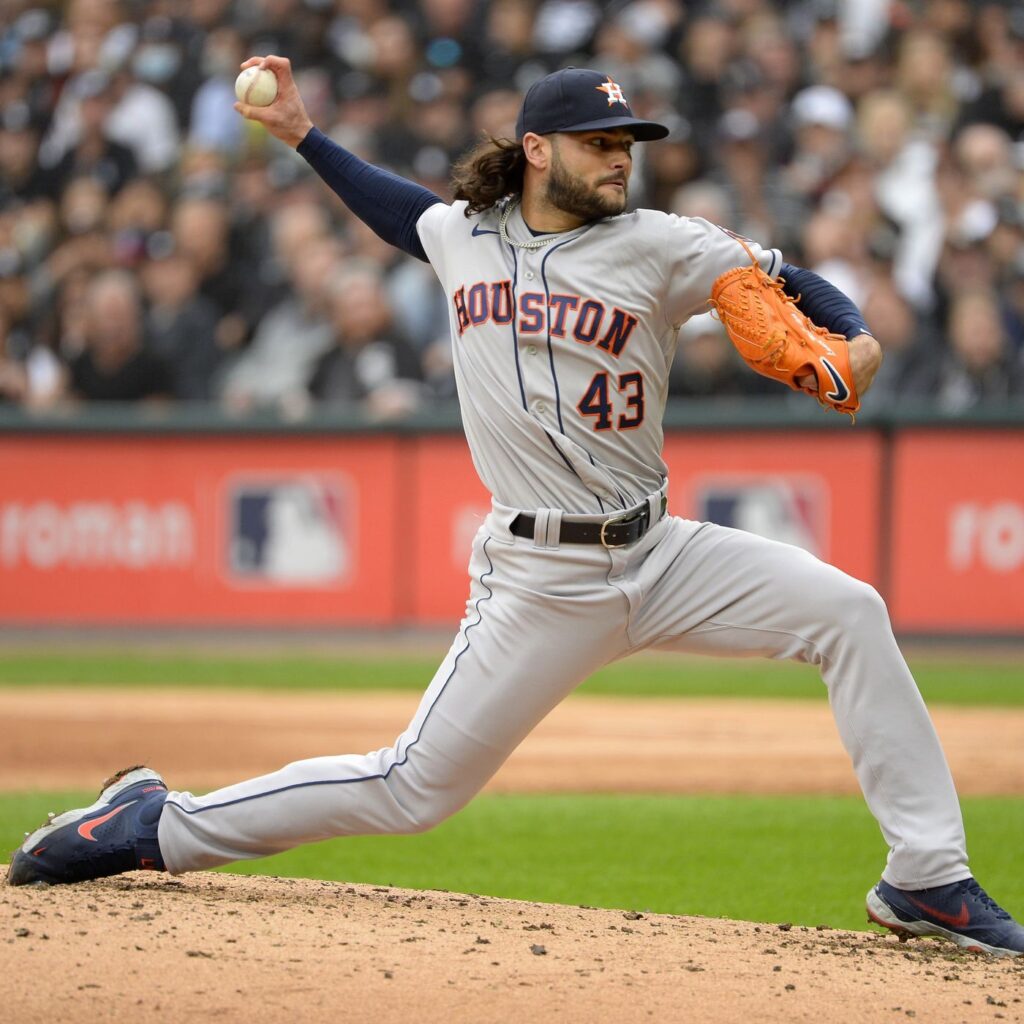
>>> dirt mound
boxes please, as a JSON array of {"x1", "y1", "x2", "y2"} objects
[{"x1": 3, "y1": 871, "x2": 1021, "y2": 1023}]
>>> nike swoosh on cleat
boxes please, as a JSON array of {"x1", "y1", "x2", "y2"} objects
[
  {"x1": 906, "y1": 895, "x2": 971, "y2": 930},
  {"x1": 77, "y1": 801, "x2": 135, "y2": 842}
]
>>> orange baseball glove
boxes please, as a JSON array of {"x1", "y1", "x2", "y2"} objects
[{"x1": 708, "y1": 253, "x2": 860, "y2": 418}]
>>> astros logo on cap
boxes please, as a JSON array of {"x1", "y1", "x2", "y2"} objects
[{"x1": 596, "y1": 77, "x2": 628, "y2": 107}]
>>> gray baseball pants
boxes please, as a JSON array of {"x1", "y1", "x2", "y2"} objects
[{"x1": 159, "y1": 495, "x2": 969, "y2": 890}]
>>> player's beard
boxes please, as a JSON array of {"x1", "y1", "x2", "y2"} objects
[{"x1": 545, "y1": 149, "x2": 628, "y2": 222}]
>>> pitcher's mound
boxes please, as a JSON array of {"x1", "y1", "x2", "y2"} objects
[{"x1": 3, "y1": 870, "x2": 1020, "y2": 1023}]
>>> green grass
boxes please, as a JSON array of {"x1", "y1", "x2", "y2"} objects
[
  {"x1": 0, "y1": 650, "x2": 1022, "y2": 704},
  {"x1": 2, "y1": 791, "x2": 1020, "y2": 932}
]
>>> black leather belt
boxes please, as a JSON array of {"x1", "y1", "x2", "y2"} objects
[{"x1": 510, "y1": 496, "x2": 667, "y2": 548}]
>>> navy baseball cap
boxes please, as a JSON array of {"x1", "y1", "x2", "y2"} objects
[{"x1": 515, "y1": 67, "x2": 669, "y2": 142}]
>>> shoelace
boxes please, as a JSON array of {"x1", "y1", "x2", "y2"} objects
[
  {"x1": 961, "y1": 878, "x2": 1012, "y2": 920},
  {"x1": 764, "y1": 275, "x2": 844, "y2": 343}
]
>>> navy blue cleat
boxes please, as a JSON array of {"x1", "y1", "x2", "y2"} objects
[
  {"x1": 6, "y1": 766, "x2": 167, "y2": 886},
  {"x1": 867, "y1": 877, "x2": 1024, "y2": 957}
]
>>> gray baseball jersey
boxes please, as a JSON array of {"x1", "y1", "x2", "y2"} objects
[{"x1": 415, "y1": 201, "x2": 781, "y2": 512}]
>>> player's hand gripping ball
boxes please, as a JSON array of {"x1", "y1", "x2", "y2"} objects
[{"x1": 235, "y1": 66, "x2": 278, "y2": 107}]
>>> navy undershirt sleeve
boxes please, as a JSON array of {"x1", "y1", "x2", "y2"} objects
[
  {"x1": 778, "y1": 262, "x2": 871, "y2": 340},
  {"x1": 296, "y1": 126, "x2": 443, "y2": 263}
]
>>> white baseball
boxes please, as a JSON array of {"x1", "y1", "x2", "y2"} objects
[{"x1": 235, "y1": 66, "x2": 278, "y2": 107}]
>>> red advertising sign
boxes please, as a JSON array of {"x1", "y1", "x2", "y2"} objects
[
  {"x1": 407, "y1": 434, "x2": 490, "y2": 623},
  {"x1": 0, "y1": 436, "x2": 401, "y2": 624},
  {"x1": 663, "y1": 431, "x2": 883, "y2": 585},
  {"x1": 1, "y1": 427, "x2": 1019, "y2": 633},
  {"x1": 889, "y1": 430, "x2": 1024, "y2": 632}
]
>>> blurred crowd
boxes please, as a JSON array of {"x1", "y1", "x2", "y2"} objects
[{"x1": 1, "y1": 0, "x2": 1024, "y2": 418}]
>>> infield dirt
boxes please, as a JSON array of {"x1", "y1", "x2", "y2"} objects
[
  {"x1": 2, "y1": 688, "x2": 1023, "y2": 1021},
  {"x1": 0, "y1": 688, "x2": 1022, "y2": 795},
  {"x1": 3, "y1": 871, "x2": 1023, "y2": 1023}
]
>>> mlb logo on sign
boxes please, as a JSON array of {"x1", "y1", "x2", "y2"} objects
[
  {"x1": 226, "y1": 475, "x2": 353, "y2": 587},
  {"x1": 693, "y1": 476, "x2": 827, "y2": 557}
]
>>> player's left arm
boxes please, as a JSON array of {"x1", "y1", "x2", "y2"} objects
[{"x1": 778, "y1": 262, "x2": 882, "y2": 397}]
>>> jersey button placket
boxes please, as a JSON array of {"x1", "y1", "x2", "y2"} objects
[{"x1": 518, "y1": 255, "x2": 554, "y2": 422}]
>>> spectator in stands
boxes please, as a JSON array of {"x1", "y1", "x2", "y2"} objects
[
  {"x1": 188, "y1": 26, "x2": 247, "y2": 154},
  {"x1": 343, "y1": 216, "x2": 449, "y2": 357},
  {"x1": 2, "y1": 8, "x2": 61, "y2": 132},
  {"x1": 712, "y1": 107, "x2": 774, "y2": 242},
  {"x1": 46, "y1": 70, "x2": 137, "y2": 199},
  {"x1": 856, "y1": 88, "x2": 944, "y2": 310},
  {"x1": 0, "y1": 288, "x2": 64, "y2": 407},
  {"x1": 376, "y1": 76, "x2": 472, "y2": 197},
  {"x1": 800, "y1": 204, "x2": 872, "y2": 308},
  {"x1": 987, "y1": 200, "x2": 1024, "y2": 353},
  {"x1": 783, "y1": 86, "x2": 855, "y2": 210},
  {"x1": 130, "y1": 14, "x2": 202, "y2": 133},
  {"x1": 960, "y1": 65, "x2": 1024, "y2": 141},
  {"x1": 931, "y1": 152, "x2": 1004, "y2": 333},
  {"x1": 107, "y1": 176, "x2": 169, "y2": 268},
  {"x1": 67, "y1": 269, "x2": 172, "y2": 402},
  {"x1": 52, "y1": 267, "x2": 92, "y2": 362},
  {"x1": 103, "y1": 53, "x2": 183, "y2": 176},
  {"x1": 669, "y1": 179, "x2": 734, "y2": 227},
  {"x1": 0, "y1": 0, "x2": 1021, "y2": 413},
  {"x1": 141, "y1": 242, "x2": 222, "y2": 401},
  {"x1": 43, "y1": 174, "x2": 112, "y2": 291},
  {"x1": 170, "y1": 195, "x2": 259, "y2": 354},
  {"x1": 924, "y1": 288, "x2": 1022, "y2": 411},
  {"x1": 0, "y1": 287, "x2": 64, "y2": 407},
  {"x1": 895, "y1": 28, "x2": 959, "y2": 142},
  {"x1": 675, "y1": 13, "x2": 737, "y2": 140},
  {"x1": 220, "y1": 235, "x2": 340, "y2": 415},
  {"x1": 0, "y1": 281, "x2": 26, "y2": 400},
  {"x1": 638, "y1": 115, "x2": 701, "y2": 215},
  {"x1": 953, "y1": 123, "x2": 1017, "y2": 204},
  {"x1": 855, "y1": 278, "x2": 936, "y2": 413},
  {"x1": 0, "y1": 102, "x2": 50, "y2": 206},
  {"x1": 476, "y1": 0, "x2": 544, "y2": 90},
  {"x1": 310, "y1": 262, "x2": 424, "y2": 420},
  {"x1": 742, "y1": 8, "x2": 802, "y2": 106}
]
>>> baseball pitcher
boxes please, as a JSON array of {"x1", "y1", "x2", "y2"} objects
[{"x1": 9, "y1": 62, "x2": 1023, "y2": 958}]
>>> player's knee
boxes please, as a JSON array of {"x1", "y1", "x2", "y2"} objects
[
  {"x1": 849, "y1": 578, "x2": 889, "y2": 621},
  {"x1": 400, "y1": 799, "x2": 458, "y2": 835},
  {"x1": 797, "y1": 563, "x2": 889, "y2": 632},
  {"x1": 827, "y1": 574, "x2": 891, "y2": 634}
]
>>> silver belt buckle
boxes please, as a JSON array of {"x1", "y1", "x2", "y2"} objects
[{"x1": 600, "y1": 509, "x2": 638, "y2": 549}]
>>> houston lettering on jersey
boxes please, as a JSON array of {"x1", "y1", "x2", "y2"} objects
[{"x1": 452, "y1": 282, "x2": 638, "y2": 358}]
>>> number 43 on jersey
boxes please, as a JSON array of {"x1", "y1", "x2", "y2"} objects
[{"x1": 577, "y1": 371, "x2": 644, "y2": 430}]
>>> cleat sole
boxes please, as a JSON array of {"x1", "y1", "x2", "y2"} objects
[{"x1": 866, "y1": 886, "x2": 1022, "y2": 958}]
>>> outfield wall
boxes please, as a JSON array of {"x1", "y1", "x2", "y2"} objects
[{"x1": 0, "y1": 404, "x2": 1021, "y2": 635}]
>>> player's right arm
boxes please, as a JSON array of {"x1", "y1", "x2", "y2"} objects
[{"x1": 235, "y1": 55, "x2": 444, "y2": 263}]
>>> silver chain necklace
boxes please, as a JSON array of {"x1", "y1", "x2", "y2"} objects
[{"x1": 498, "y1": 200, "x2": 563, "y2": 250}]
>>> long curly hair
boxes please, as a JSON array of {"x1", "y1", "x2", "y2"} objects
[{"x1": 450, "y1": 135, "x2": 527, "y2": 215}]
